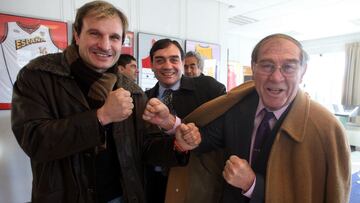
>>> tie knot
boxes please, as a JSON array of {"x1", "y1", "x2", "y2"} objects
[
  {"x1": 163, "y1": 89, "x2": 173, "y2": 97},
  {"x1": 262, "y1": 109, "x2": 274, "y2": 123}
]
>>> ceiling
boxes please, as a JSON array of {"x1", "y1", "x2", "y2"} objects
[{"x1": 216, "y1": 0, "x2": 360, "y2": 41}]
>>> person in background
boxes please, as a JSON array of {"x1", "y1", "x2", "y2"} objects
[
  {"x1": 176, "y1": 33, "x2": 351, "y2": 202},
  {"x1": 184, "y1": 51, "x2": 204, "y2": 77},
  {"x1": 145, "y1": 38, "x2": 226, "y2": 203},
  {"x1": 117, "y1": 54, "x2": 138, "y2": 82},
  {"x1": 11, "y1": 1, "x2": 198, "y2": 203}
]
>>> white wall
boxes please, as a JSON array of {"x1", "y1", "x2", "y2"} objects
[
  {"x1": 302, "y1": 32, "x2": 360, "y2": 55},
  {"x1": 1, "y1": 1, "x2": 359, "y2": 202},
  {"x1": 0, "y1": 111, "x2": 32, "y2": 203},
  {"x1": 0, "y1": 0, "x2": 228, "y2": 202},
  {"x1": 226, "y1": 33, "x2": 258, "y2": 66}
]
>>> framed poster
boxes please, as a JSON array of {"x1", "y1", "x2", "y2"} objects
[
  {"x1": 227, "y1": 63, "x2": 253, "y2": 90},
  {"x1": 0, "y1": 13, "x2": 68, "y2": 110},
  {"x1": 227, "y1": 61, "x2": 243, "y2": 91},
  {"x1": 185, "y1": 40, "x2": 220, "y2": 79},
  {"x1": 137, "y1": 32, "x2": 184, "y2": 90},
  {"x1": 121, "y1": 31, "x2": 134, "y2": 56},
  {"x1": 243, "y1": 65, "x2": 253, "y2": 82}
]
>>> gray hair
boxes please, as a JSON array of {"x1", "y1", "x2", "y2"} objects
[
  {"x1": 251, "y1": 33, "x2": 309, "y2": 66},
  {"x1": 185, "y1": 51, "x2": 204, "y2": 71}
]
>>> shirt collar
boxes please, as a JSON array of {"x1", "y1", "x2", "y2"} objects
[
  {"x1": 256, "y1": 99, "x2": 290, "y2": 120},
  {"x1": 158, "y1": 79, "x2": 181, "y2": 98}
]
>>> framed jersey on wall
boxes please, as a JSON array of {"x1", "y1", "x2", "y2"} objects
[
  {"x1": 0, "y1": 13, "x2": 68, "y2": 110},
  {"x1": 185, "y1": 40, "x2": 220, "y2": 80}
]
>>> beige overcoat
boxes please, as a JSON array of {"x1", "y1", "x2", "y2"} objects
[{"x1": 166, "y1": 80, "x2": 351, "y2": 203}]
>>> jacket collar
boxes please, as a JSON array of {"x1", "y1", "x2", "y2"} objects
[
  {"x1": 147, "y1": 76, "x2": 196, "y2": 98},
  {"x1": 184, "y1": 80, "x2": 309, "y2": 143},
  {"x1": 279, "y1": 90, "x2": 310, "y2": 143},
  {"x1": 25, "y1": 45, "x2": 143, "y2": 105},
  {"x1": 25, "y1": 44, "x2": 78, "y2": 77},
  {"x1": 179, "y1": 76, "x2": 196, "y2": 91}
]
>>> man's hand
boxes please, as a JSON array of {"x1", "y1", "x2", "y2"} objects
[
  {"x1": 175, "y1": 123, "x2": 201, "y2": 150},
  {"x1": 143, "y1": 98, "x2": 175, "y2": 130},
  {"x1": 223, "y1": 155, "x2": 255, "y2": 191},
  {"x1": 97, "y1": 88, "x2": 134, "y2": 125}
]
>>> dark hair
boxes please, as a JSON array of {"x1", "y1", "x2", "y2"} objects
[
  {"x1": 72, "y1": 0, "x2": 128, "y2": 44},
  {"x1": 118, "y1": 54, "x2": 136, "y2": 67},
  {"x1": 150, "y1": 38, "x2": 185, "y2": 62},
  {"x1": 251, "y1": 33, "x2": 309, "y2": 66},
  {"x1": 185, "y1": 51, "x2": 204, "y2": 71}
]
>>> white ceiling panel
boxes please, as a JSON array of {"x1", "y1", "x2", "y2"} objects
[{"x1": 216, "y1": 0, "x2": 360, "y2": 40}]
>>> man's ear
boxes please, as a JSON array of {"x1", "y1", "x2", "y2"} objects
[
  {"x1": 300, "y1": 64, "x2": 307, "y2": 83},
  {"x1": 73, "y1": 29, "x2": 80, "y2": 45},
  {"x1": 251, "y1": 62, "x2": 256, "y2": 74}
]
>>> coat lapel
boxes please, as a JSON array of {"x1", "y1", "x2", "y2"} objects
[
  {"x1": 277, "y1": 90, "x2": 310, "y2": 143},
  {"x1": 57, "y1": 78, "x2": 89, "y2": 109}
]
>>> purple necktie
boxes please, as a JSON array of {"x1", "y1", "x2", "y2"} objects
[{"x1": 252, "y1": 109, "x2": 274, "y2": 165}]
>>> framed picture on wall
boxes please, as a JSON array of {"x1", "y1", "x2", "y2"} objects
[
  {"x1": 0, "y1": 13, "x2": 68, "y2": 110},
  {"x1": 185, "y1": 40, "x2": 220, "y2": 79},
  {"x1": 227, "y1": 61, "x2": 243, "y2": 91},
  {"x1": 137, "y1": 32, "x2": 184, "y2": 90},
  {"x1": 121, "y1": 31, "x2": 134, "y2": 56}
]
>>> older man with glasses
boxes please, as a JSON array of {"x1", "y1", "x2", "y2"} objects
[{"x1": 175, "y1": 33, "x2": 351, "y2": 203}]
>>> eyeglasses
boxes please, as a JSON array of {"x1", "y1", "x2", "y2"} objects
[{"x1": 255, "y1": 62, "x2": 300, "y2": 77}]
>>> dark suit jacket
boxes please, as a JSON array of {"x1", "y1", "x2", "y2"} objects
[
  {"x1": 146, "y1": 76, "x2": 226, "y2": 118},
  {"x1": 145, "y1": 75, "x2": 226, "y2": 203}
]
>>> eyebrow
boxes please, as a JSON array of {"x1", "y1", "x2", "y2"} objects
[
  {"x1": 86, "y1": 28, "x2": 121, "y2": 38},
  {"x1": 156, "y1": 55, "x2": 179, "y2": 58},
  {"x1": 258, "y1": 58, "x2": 300, "y2": 63}
]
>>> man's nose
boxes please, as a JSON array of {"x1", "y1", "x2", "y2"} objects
[
  {"x1": 163, "y1": 59, "x2": 174, "y2": 67},
  {"x1": 269, "y1": 67, "x2": 285, "y2": 81},
  {"x1": 98, "y1": 37, "x2": 111, "y2": 50}
]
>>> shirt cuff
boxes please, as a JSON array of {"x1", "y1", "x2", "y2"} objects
[
  {"x1": 242, "y1": 176, "x2": 256, "y2": 198},
  {"x1": 164, "y1": 116, "x2": 181, "y2": 134}
]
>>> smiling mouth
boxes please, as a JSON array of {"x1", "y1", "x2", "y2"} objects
[
  {"x1": 161, "y1": 72, "x2": 175, "y2": 77},
  {"x1": 267, "y1": 87, "x2": 284, "y2": 94},
  {"x1": 96, "y1": 53, "x2": 111, "y2": 57},
  {"x1": 92, "y1": 49, "x2": 112, "y2": 57}
]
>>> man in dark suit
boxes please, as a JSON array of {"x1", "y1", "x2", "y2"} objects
[
  {"x1": 145, "y1": 38, "x2": 226, "y2": 203},
  {"x1": 184, "y1": 51, "x2": 204, "y2": 78},
  {"x1": 175, "y1": 34, "x2": 351, "y2": 202}
]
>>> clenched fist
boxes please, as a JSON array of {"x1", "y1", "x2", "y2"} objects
[
  {"x1": 143, "y1": 98, "x2": 175, "y2": 130},
  {"x1": 223, "y1": 155, "x2": 255, "y2": 191},
  {"x1": 97, "y1": 88, "x2": 134, "y2": 125},
  {"x1": 175, "y1": 123, "x2": 201, "y2": 150}
]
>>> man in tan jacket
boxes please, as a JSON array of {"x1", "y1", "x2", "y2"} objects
[{"x1": 177, "y1": 33, "x2": 351, "y2": 202}]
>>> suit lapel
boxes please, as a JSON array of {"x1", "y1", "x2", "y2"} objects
[
  {"x1": 145, "y1": 83, "x2": 159, "y2": 99},
  {"x1": 226, "y1": 91, "x2": 258, "y2": 160},
  {"x1": 172, "y1": 79, "x2": 197, "y2": 118}
]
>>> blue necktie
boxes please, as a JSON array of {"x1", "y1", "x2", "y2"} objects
[{"x1": 252, "y1": 109, "x2": 274, "y2": 165}]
